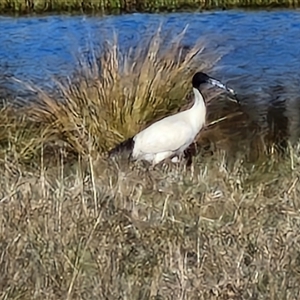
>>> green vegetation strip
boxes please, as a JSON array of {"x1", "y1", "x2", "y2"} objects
[{"x1": 0, "y1": 0, "x2": 299, "y2": 14}]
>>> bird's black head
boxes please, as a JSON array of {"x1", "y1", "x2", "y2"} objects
[
  {"x1": 192, "y1": 71, "x2": 237, "y2": 98},
  {"x1": 192, "y1": 72, "x2": 211, "y2": 89}
]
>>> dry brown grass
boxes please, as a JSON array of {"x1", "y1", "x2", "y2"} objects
[
  {"x1": 1, "y1": 145, "x2": 300, "y2": 300},
  {"x1": 0, "y1": 28, "x2": 299, "y2": 300}
]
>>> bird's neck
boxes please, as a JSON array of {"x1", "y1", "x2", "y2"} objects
[
  {"x1": 191, "y1": 87, "x2": 206, "y2": 107},
  {"x1": 188, "y1": 88, "x2": 207, "y2": 131}
]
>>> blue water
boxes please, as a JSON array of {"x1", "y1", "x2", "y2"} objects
[{"x1": 1, "y1": 10, "x2": 300, "y2": 90}]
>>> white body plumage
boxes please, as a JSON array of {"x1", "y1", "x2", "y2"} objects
[{"x1": 132, "y1": 87, "x2": 206, "y2": 165}]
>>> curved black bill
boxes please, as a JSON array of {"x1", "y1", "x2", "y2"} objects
[{"x1": 207, "y1": 78, "x2": 239, "y2": 103}]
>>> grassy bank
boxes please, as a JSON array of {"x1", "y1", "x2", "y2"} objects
[
  {"x1": 1, "y1": 30, "x2": 300, "y2": 299},
  {"x1": 1, "y1": 141, "x2": 300, "y2": 300},
  {"x1": 0, "y1": 0, "x2": 300, "y2": 15}
]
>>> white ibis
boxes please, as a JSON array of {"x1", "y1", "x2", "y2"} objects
[{"x1": 108, "y1": 71, "x2": 237, "y2": 165}]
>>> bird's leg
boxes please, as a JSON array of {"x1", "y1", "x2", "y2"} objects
[
  {"x1": 185, "y1": 151, "x2": 193, "y2": 167},
  {"x1": 184, "y1": 142, "x2": 198, "y2": 167}
]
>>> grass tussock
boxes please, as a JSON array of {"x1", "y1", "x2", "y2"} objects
[{"x1": 0, "y1": 27, "x2": 299, "y2": 299}]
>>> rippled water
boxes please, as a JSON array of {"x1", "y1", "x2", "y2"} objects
[
  {"x1": 1, "y1": 10, "x2": 300, "y2": 88},
  {"x1": 1, "y1": 10, "x2": 300, "y2": 143}
]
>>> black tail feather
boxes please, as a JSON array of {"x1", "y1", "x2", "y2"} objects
[{"x1": 108, "y1": 137, "x2": 135, "y2": 158}]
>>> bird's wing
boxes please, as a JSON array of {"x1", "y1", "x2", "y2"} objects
[{"x1": 134, "y1": 117, "x2": 194, "y2": 154}]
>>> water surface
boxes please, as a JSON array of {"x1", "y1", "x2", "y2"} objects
[{"x1": 1, "y1": 10, "x2": 300, "y2": 88}]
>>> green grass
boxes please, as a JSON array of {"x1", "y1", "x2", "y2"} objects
[
  {"x1": 0, "y1": 0, "x2": 299, "y2": 15},
  {"x1": 0, "y1": 29, "x2": 300, "y2": 300}
]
